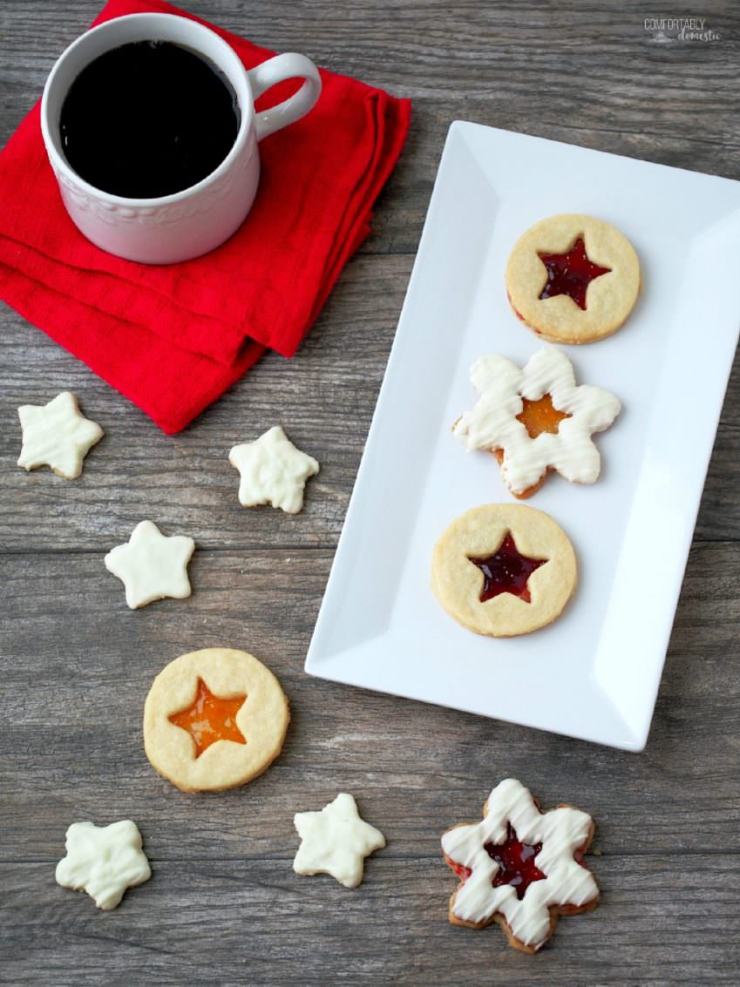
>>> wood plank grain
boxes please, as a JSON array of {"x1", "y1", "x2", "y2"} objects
[{"x1": 3, "y1": 855, "x2": 740, "y2": 986}]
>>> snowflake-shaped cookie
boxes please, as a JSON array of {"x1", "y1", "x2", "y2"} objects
[
  {"x1": 453, "y1": 348, "x2": 620, "y2": 497},
  {"x1": 229, "y1": 426, "x2": 319, "y2": 514},
  {"x1": 17, "y1": 391, "x2": 103, "y2": 479},
  {"x1": 293, "y1": 793, "x2": 386, "y2": 888},
  {"x1": 104, "y1": 520, "x2": 195, "y2": 609},
  {"x1": 442, "y1": 778, "x2": 599, "y2": 953},
  {"x1": 55, "y1": 820, "x2": 151, "y2": 911}
]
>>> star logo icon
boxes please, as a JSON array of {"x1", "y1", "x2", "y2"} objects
[
  {"x1": 104, "y1": 520, "x2": 195, "y2": 609},
  {"x1": 17, "y1": 391, "x2": 103, "y2": 479},
  {"x1": 55, "y1": 819, "x2": 151, "y2": 911},
  {"x1": 293, "y1": 793, "x2": 386, "y2": 888},
  {"x1": 229, "y1": 426, "x2": 319, "y2": 514}
]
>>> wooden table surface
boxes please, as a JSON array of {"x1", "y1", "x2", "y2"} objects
[{"x1": 2, "y1": 2, "x2": 739, "y2": 984}]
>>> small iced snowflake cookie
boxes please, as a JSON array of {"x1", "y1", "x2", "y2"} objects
[
  {"x1": 229, "y1": 426, "x2": 319, "y2": 514},
  {"x1": 442, "y1": 778, "x2": 599, "y2": 953},
  {"x1": 143, "y1": 648, "x2": 289, "y2": 793},
  {"x1": 293, "y1": 793, "x2": 386, "y2": 888},
  {"x1": 431, "y1": 504, "x2": 576, "y2": 637},
  {"x1": 17, "y1": 391, "x2": 103, "y2": 479},
  {"x1": 55, "y1": 820, "x2": 151, "y2": 911},
  {"x1": 506, "y1": 214, "x2": 640, "y2": 343},
  {"x1": 453, "y1": 348, "x2": 621, "y2": 498}
]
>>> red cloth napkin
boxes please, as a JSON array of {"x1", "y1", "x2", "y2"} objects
[{"x1": 0, "y1": 0, "x2": 410, "y2": 433}]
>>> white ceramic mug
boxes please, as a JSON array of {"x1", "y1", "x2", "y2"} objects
[{"x1": 40, "y1": 13, "x2": 321, "y2": 264}]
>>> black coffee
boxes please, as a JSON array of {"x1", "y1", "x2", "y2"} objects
[{"x1": 59, "y1": 40, "x2": 240, "y2": 198}]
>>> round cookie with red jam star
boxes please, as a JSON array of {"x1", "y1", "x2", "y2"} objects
[
  {"x1": 143, "y1": 648, "x2": 289, "y2": 793},
  {"x1": 505, "y1": 214, "x2": 640, "y2": 343},
  {"x1": 431, "y1": 504, "x2": 577, "y2": 637},
  {"x1": 442, "y1": 778, "x2": 599, "y2": 953}
]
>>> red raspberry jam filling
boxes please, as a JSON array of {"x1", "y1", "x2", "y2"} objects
[
  {"x1": 516, "y1": 394, "x2": 571, "y2": 439},
  {"x1": 468, "y1": 532, "x2": 547, "y2": 604},
  {"x1": 537, "y1": 236, "x2": 611, "y2": 310},
  {"x1": 450, "y1": 859, "x2": 472, "y2": 882},
  {"x1": 485, "y1": 823, "x2": 546, "y2": 900},
  {"x1": 168, "y1": 677, "x2": 247, "y2": 758}
]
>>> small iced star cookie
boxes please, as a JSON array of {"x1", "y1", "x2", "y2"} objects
[
  {"x1": 453, "y1": 348, "x2": 621, "y2": 497},
  {"x1": 104, "y1": 520, "x2": 195, "y2": 609},
  {"x1": 431, "y1": 504, "x2": 577, "y2": 637},
  {"x1": 17, "y1": 391, "x2": 103, "y2": 479},
  {"x1": 506, "y1": 214, "x2": 640, "y2": 343},
  {"x1": 442, "y1": 779, "x2": 599, "y2": 953},
  {"x1": 293, "y1": 793, "x2": 386, "y2": 888},
  {"x1": 229, "y1": 426, "x2": 319, "y2": 514},
  {"x1": 144, "y1": 648, "x2": 290, "y2": 792},
  {"x1": 55, "y1": 819, "x2": 151, "y2": 911}
]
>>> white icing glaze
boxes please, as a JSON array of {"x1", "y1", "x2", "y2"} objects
[
  {"x1": 17, "y1": 391, "x2": 103, "y2": 479},
  {"x1": 229, "y1": 425, "x2": 319, "y2": 514},
  {"x1": 293, "y1": 793, "x2": 386, "y2": 888},
  {"x1": 104, "y1": 520, "x2": 195, "y2": 609},
  {"x1": 453, "y1": 348, "x2": 620, "y2": 495},
  {"x1": 55, "y1": 820, "x2": 151, "y2": 911},
  {"x1": 441, "y1": 778, "x2": 598, "y2": 950}
]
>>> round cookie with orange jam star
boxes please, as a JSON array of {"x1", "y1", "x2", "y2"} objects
[
  {"x1": 431, "y1": 504, "x2": 577, "y2": 637},
  {"x1": 505, "y1": 214, "x2": 640, "y2": 343},
  {"x1": 143, "y1": 648, "x2": 289, "y2": 792}
]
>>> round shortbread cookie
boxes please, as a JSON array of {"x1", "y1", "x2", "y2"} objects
[
  {"x1": 143, "y1": 647, "x2": 289, "y2": 793},
  {"x1": 431, "y1": 504, "x2": 577, "y2": 637},
  {"x1": 505, "y1": 214, "x2": 640, "y2": 343}
]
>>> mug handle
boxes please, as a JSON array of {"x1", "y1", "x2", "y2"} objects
[{"x1": 247, "y1": 53, "x2": 322, "y2": 141}]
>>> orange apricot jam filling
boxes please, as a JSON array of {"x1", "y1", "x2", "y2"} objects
[
  {"x1": 168, "y1": 677, "x2": 247, "y2": 758},
  {"x1": 516, "y1": 394, "x2": 570, "y2": 439}
]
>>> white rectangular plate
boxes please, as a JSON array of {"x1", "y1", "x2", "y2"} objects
[{"x1": 306, "y1": 122, "x2": 740, "y2": 751}]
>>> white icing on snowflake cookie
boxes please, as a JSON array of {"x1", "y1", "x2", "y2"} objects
[
  {"x1": 293, "y1": 793, "x2": 386, "y2": 888},
  {"x1": 104, "y1": 520, "x2": 195, "y2": 609},
  {"x1": 453, "y1": 348, "x2": 620, "y2": 496},
  {"x1": 229, "y1": 426, "x2": 319, "y2": 514},
  {"x1": 55, "y1": 820, "x2": 151, "y2": 911},
  {"x1": 17, "y1": 391, "x2": 103, "y2": 479},
  {"x1": 442, "y1": 778, "x2": 599, "y2": 953}
]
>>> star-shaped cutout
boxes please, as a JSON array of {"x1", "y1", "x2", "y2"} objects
[
  {"x1": 168, "y1": 677, "x2": 247, "y2": 758},
  {"x1": 468, "y1": 532, "x2": 547, "y2": 603},
  {"x1": 487, "y1": 822, "x2": 546, "y2": 899},
  {"x1": 17, "y1": 391, "x2": 103, "y2": 479},
  {"x1": 229, "y1": 426, "x2": 319, "y2": 514},
  {"x1": 537, "y1": 236, "x2": 611, "y2": 310},
  {"x1": 293, "y1": 793, "x2": 386, "y2": 888},
  {"x1": 442, "y1": 779, "x2": 599, "y2": 952},
  {"x1": 55, "y1": 819, "x2": 151, "y2": 911},
  {"x1": 104, "y1": 520, "x2": 195, "y2": 609},
  {"x1": 516, "y1": 393, "x2": 570, "y2": 438}
]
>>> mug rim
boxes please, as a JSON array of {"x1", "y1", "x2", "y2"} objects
[{"x1": 40, "y1": 12, "x2": 253, "y2": 209}]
